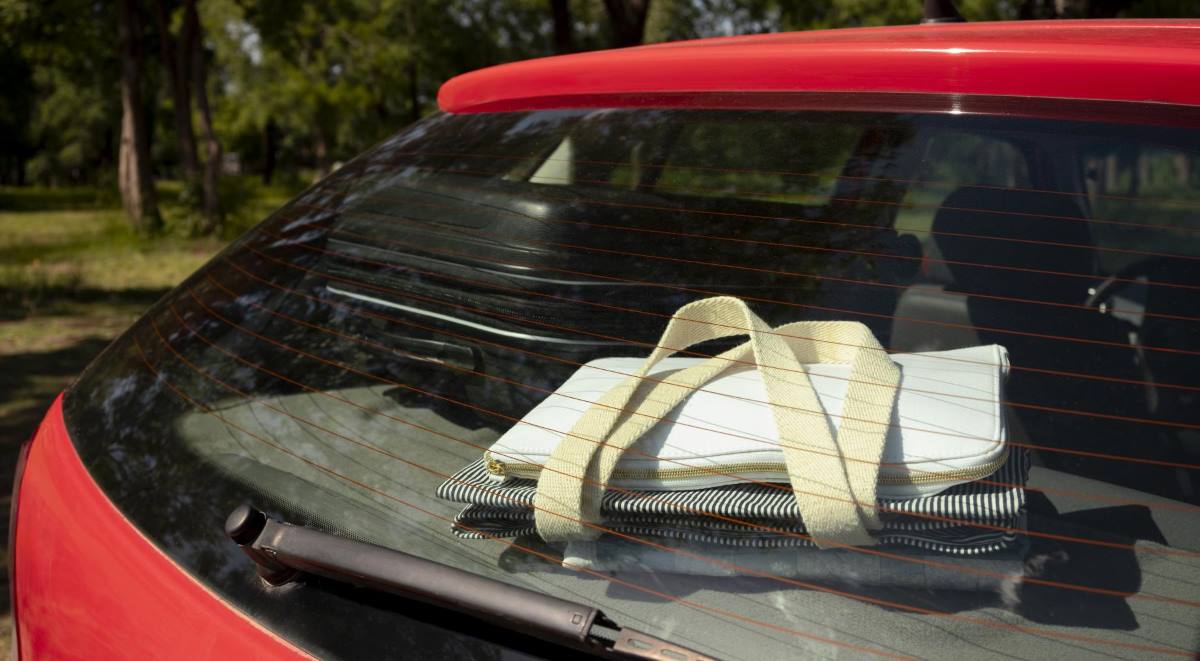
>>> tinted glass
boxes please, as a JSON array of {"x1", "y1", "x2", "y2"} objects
[{"x1": 65, "y1": 106, "x2": 1200, "y2": 659}]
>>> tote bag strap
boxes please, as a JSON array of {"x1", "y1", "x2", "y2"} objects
[{"x1": 533, "y1": 296, "x2": 900, "y2": 548}]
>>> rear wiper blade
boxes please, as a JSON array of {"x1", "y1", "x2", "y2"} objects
[{"x1": 226, "y1": 505, "x2": 714, "y2": 660}]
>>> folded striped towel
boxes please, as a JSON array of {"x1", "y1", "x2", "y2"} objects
[{"x1": 437, "y1": 449, "x2": 1028, "y2": 556}]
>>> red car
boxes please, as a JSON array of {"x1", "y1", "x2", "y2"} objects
[{"x1": 12, "y1": 18, "x2": 1200, "y2": 660}]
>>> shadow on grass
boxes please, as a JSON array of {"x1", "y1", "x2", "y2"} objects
[
  {"x1": 0, "y1": 234, "x2": 134, "y2": 266},
  {"x1": 0, "y1": 187, "x2": 119, "y2": 212},
  {"x1": 0, "y1": 286, "x2": 168, "y2": 321}
]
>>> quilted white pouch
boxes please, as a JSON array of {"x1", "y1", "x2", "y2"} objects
[{"x1": 484, "y1": 297, "x2": 1009, "y2": 548}]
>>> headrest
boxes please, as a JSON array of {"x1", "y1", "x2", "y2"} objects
[{"x1": 931, "y1": 187, "x2": 1095, "y2": 302}]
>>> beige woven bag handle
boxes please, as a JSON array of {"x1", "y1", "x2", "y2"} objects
[{"x1": 532, "y1": 296, "x2": 901, "y2": 548}]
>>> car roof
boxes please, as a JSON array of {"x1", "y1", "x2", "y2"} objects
[{"x1": 437, "y1": 19, "x2": 1200, "y2": 114}]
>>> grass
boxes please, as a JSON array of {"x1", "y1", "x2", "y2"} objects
[
  {"x1": 0, "y1": 177, "x2": 300, "y2": 654},
  {"x1": 0, "y1": 177, "x2": 297, "y2": 313},
  {"x1": 0, "y1": 175, "x2": 299, "y2": 424}
]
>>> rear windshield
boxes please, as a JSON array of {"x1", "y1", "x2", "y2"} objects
[{"x1": 65, "y1": 105, "x2": 1200, "y2": 659}]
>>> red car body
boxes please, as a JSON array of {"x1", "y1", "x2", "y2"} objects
[{"x1": 12, "y1": 18, "x2": 1200, "y2": 659}]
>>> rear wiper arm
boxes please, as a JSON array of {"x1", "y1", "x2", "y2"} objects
[{"x1": 226, "y1": 505, "x2": 714, "y2": 660}]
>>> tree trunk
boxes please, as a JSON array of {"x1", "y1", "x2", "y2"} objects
[
  {"x1": 602, "y1": 0, "x2": 651, "y2": 48},
  {"x1": 550, "y1": 0, "x2": 574, "y2": 53},
  {"x1": 154, "y1": 0, "x2": 198, "y2": 183},
  {"x1": 117, "y1": 0, "x2": 161, "y2": 235},
  {"x1": 405, "y1": 1, "x2": 420, "y2": 123},
  {"x1": 185, "y1": 0, "x2": 222, "y2": 235},
  {"x1": 261, "y1": 117, "x2": 277, "y2": 185},
  {"x1": 408, "y1": 59, "x2": 420, "y2": 123},
  {"x1": 1085, "y1": 0, "x2": 1136, "y2": 18},
  {"x1": 314, "y1": 127, "x2": 329, "y2": 181}
]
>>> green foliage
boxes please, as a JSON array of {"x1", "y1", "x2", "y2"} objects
[
  {"x1": 0, "y1": 42, "x2": 33, "y2": 184},
  {"x1": 1, "y1": 0, "x2": 121, "y2": 186},
  {"x1": 205, "y1": 0, "x2": 576, "y2": 176},
  {"x1": 2, "y1": 0, "x2": 1196, "y2": 213},
  {"x1": 25, "y1": 67, "x2": 116, "y2": 185},
  {"x1": 212, "y1": 174, "x2": 301, "y2": 238},
  {"x1": 1124, "y1": 0, "x2": 1200, "y2": 17},
  {"x1": 642, "y1": 0, "x2": 1028, "y2": 38},
  {"x1": 0, "y1": 185, "x2": 119, "y2": 212}
]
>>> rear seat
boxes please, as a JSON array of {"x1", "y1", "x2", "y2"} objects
[{"x1": 895, "y1": 186, "x2": 1153, "y2": 485}]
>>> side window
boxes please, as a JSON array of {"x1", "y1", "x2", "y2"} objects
[{"x1": 1082, "y1": 144, "x2": 1200, "y2": 273}]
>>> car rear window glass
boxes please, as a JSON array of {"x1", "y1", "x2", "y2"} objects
[{"x1": 64, "y1": 105, "x2": 1200, "y2": 660}]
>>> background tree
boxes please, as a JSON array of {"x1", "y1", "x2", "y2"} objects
[
  {"x1": 153, "y1": 0, "x2": 199, "y2": 185},
  {"x1": 116, "y1": 0, "x2": 162, "y2": 233},
  {"x1": 185, "y1": 0, "x2": 222, "y2": 232},
  {"x1": 1, "y1": 0, "x2": 121, "y2": 188},
  {"x1": 550, "y1": 0, "x2": 575, "y2": 52},
  {"x1": 604, "y1": 0, "x2": 652, "y2": 46},
  {"x1": 3, "y1": 0, "x2": 1199, "y2": 232},
  {"x1": 0, "y1": 41, "x2": 33, "y2": 185}
]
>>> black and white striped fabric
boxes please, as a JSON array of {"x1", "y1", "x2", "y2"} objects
[
  {"x1": 437, "y1": 449, "x2": 1028, "y2": 556},
  {"x1": 452, "y1": 504, "x2": 1020, "y2": 554},
  {"x1": 438, "y1": 449, "x2": 1028, "y2": 524}
]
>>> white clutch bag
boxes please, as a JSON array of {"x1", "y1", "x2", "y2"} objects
[
  {"x1": 485, "y1": 344, "x2": 1009, "y2": 499},
  {"x1": 486, "y1": 296, "x2": 1010, "y2": 548}
]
